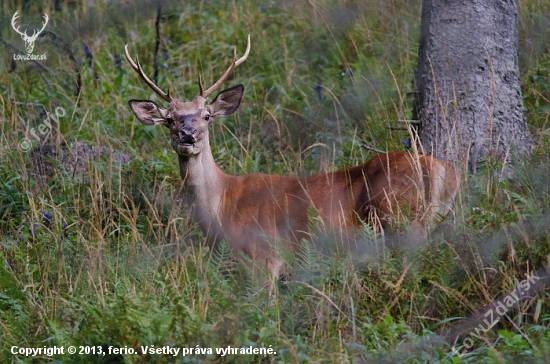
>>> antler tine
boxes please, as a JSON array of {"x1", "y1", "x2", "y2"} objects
[
  {"x1": 29, "y1": 13, "x2": 48, "y2": 40},
  {"x1": 124, "y1": 44, "x2": 173, "y2": 103},
  {"x1": 200, "y1": 34, "x2": 251, "y2": 98},
  {"x1": 235, "y1": 33, "x2": 251, "y2": 67},
  {"x1": 11, "y1": 11, "x2": 27, "y2": 37},
  {"x1": 198, "y1": 74, "x2": 205, "y2": 97},
  {"x1": 40, "y1": 13, "x2": 49, "y2": 32}
]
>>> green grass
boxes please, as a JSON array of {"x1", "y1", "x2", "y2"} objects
[{"x1": 1, "y1": 0, "x2": 550, "y2": 362}]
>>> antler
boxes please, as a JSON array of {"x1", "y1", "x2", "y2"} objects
[
  {"x1": 124, "y1": 44, "x2": 173, "y2": 103},
  {"x1": 31, "y1": 13, "x2": 49, "y2": 40},
  {"x1": 199, "y1": 34, "x2": 251, "y2": 98},
  {"x1": 11, "y1": 11, "x2": 27, "y2": 37},
  {"x1": 11, "y1": 12, "x2": 48, "y2": 40}
]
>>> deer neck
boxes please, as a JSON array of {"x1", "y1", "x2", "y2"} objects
[{"x1": 178, "y1": 142, "x2": 226, "y2": 226}]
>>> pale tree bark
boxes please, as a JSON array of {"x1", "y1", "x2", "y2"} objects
[{"x1": 413, "y1": 0, "x2": 533, "y2": 173}]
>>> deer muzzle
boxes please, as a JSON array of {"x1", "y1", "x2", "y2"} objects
[{"x1": 178, "y1": 127, "x2": 198, "y2": 145}]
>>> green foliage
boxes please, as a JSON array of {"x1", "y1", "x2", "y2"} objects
[{"x1": 524, "y1": 49, "x2": 550, "y2": 129}]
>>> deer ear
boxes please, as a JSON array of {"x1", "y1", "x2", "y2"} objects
[
  {"x1": 209, "y1": 84, "x2": 244, "y2": 117},
  {"x1": 128, "y1": 99, "x2": 168, "y2": 126}
]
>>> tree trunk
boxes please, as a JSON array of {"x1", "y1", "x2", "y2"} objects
[{"x1": 413, "y1": 0, "x2": 533, "y2": 173}]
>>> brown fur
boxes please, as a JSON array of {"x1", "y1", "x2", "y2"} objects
[
  {"x1": 190, "y1": 151, "x2": 460, "y2": 277},
  {"x1": 125, "y1": 41, "x2": 460, "y2": 280}
]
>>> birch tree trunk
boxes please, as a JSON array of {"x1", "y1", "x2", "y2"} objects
[{"x1": 413, "y1": 0, "x2": 533, "y2": 173}]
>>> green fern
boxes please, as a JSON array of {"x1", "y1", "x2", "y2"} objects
[
  {"x1": 295, "y1": 237, "x2": 320, "y2": 272},
  {"x1": 210, "y1": 239, "x2": 231, "y2": 270}
]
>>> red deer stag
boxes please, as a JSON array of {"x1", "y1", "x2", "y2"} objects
[{"x1": 125, "y1": 35, "x2": 460, "y2": 280}]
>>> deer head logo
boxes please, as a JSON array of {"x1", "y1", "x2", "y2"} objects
[{"x1": 11, "y1": 11, "x2": 49, "y2": 54}]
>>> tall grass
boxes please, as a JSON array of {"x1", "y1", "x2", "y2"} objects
[{"x1": 1, "y1": 0, "x2": 550, "y2": 362}]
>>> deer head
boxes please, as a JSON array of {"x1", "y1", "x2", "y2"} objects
[
  {"x1": 11, "y1": 11, "x2": 49, "y2": 54},
  {"x1": 125, "y1": 35, "x2": 250, "y2": 157}
]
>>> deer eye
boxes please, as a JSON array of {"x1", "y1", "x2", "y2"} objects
[
  {"x1": 204, "y1": 115, "x2": 210, "y2": 121},
  {"x1": 165, "y1": 117, "x2": 174, "y2": 124}
]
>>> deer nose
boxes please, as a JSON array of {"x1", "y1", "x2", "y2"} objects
[{"x1": 179, "y1": 127, "x2": 198, "y2": 142}]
